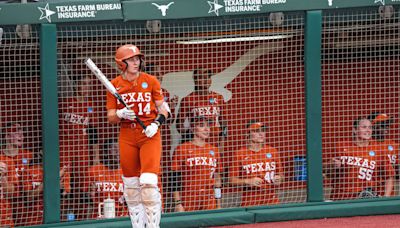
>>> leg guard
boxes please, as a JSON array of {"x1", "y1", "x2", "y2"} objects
[
  {"x1": 140, "y1": 173, "x2": 161, "y2": 228},
  {"x1": 122, "y1": 176, "x2": 145, "y2": 228}
]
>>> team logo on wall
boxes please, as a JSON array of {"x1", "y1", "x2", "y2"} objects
[
  {"x1": 38, "y1": 3, "x2": 56, "y2": 23},
  {"x1": 208, "y1": 0, "x2": 224, "y2": 16},
  {"x1": 152, "y1": 2, "x2": 174, "y2": 16},
  {"x1": 374, "y1": 0, "x2": 385, "y2": 5},
  {"x1": 162, "y1": 43, "x2": 284, "y2": 155}
]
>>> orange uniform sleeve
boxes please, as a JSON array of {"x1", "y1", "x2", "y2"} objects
[
  {"x1": 63, "y1": 170, "x2": 71, "y2": 194},
  {"x1": 151, "y1": 77, "x2": 164, "y2": 102},
  {"x1": 379, "y1": 151, "x2": 395, "y2": 180}
]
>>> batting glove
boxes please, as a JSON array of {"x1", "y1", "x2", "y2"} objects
[
  {"x1": 116, "y1": 106, "x2": 136, "y2": 121},
  {"x1": 143, "y1": 122, "x2": 159, "y2": 138}
]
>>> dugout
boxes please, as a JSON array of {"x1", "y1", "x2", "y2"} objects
[{"x1": 1, "y1": 0, "x2": 400, "y2": 227}]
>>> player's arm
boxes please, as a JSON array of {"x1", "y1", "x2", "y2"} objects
[
  {"x1": 108, "y1": 107, "x2": 137, "y2": 124},
  {"x1": 380, "y1": 152, "x2": 395, "y2": 197},
  {"x1": 143, "y1": 100, "x2": 171, "y2": 138},
  {"x1": 107, "y1": 109, "x2": 120, "y2": 124},
  {"x1": 155, "y1": 99, "x2": 170, "y2": 120},
  {"x1": 230, "y1": 175, "x2": 264, "y2": 187},
  {"x1": 173, "y1": 188, "x2": 184, "y2": 212},
  {"x1": 26, "y1": 182, "x2": 43, "y2": 199},
  {"x1": 106, "y1": 90, "x2": 136, "y2": 124},
  {"x1": 0, "y1": 162, "x2": 16, "y2": 197},
  {"x1": 384, "y1": 177, "x2": 394, "y2": 197}
]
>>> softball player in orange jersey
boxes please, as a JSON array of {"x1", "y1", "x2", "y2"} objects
[
  {"x1": 171, "y1": 116, "x2": 222, "y2": 212},
  {"x1": 1, "y1": 123, "x2": 34, "y2": 226},
  {"x1": 87, "y1": 140, "x2": 127, "y2": 219},
  {"x1": 229, "y1": 120, "x2": 283, "y2": 207},
  {"x1": 106, "y1": 44, "x2": 170, "y2": 228},
  {"x1": 176, "y1": 68, "x2": 226, "y2": 146},
  {"x1": 329, "y1": 117, "x2": 395, "y2": 200}
]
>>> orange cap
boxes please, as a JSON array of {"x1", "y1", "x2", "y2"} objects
[
  {"x1": 372, "y1": 113, "x2": 393, "y2": 125},
  {"x1": 247, "y1": 120, "x2": 268, "y2": 131}
]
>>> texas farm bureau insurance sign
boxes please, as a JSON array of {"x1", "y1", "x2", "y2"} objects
[
  {"x1": 38, "y1": 2, "x2": 122, "y2": 22},
  {"x1": 209, "y1": 0, "x2": 286, "y2": 16}
]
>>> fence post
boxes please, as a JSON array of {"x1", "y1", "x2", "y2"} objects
[
  {"x1": 305, "y1": 10, "x2": 323, "y2": 202},
  {"x1": 40, "y1": 23, "x2": 61, "y2": 223}
]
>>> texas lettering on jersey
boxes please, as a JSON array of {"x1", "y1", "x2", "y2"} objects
[
  {"x1": 94, "y1": 181, "x2": 124, "y2": 193},
  {"x1": 339, "y1": 156, "x2": 377, "y2": 181},
  {"x1": 191, "y1": 106, "x2": 220, "y2": 117},
  {"x1": 118, "y1": 92, "x2": 152, "y2": 103},
  {"x1": 338, "y1": 156, "x2": 376, "y2": 169},
  {"x1": 62, "y1": 112, "x2": 90, "y2": 126},
  {"x1": 242, "y1": 161, "x2": 276, "y2": 174},
  {"x1": 186, "y1": 156, "x2": 217, "y2": 167}
]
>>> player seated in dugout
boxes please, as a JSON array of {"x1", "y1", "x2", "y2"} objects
[
  {"x1": 171, "y1": 116, "x2": 222, "y2": 212},
  {"x1": 20, "y1": 152, "x2": 70, "y2": 226},
  {"x1": 87, "y1": 139, "x2": 128, "y2": 219},
  {"x1": 326, "y1": 116, "x2": 395, "y2": 200},
  {"x1": 0, "y1": 122, "x2": 35, "y2": 226},
  {"x1": 229, "y1": 120, "x2": 283, "y2": 207},
  {"x1": 175, "y1": 68, "x2": 227, "y2": 146}
]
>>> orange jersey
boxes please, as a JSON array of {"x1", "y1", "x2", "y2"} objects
[
  {"x1": 59, "y1": 97, "x2": 98, "y2": 167},
  {"x1": 330, "y1": 141, "x2": 395, "y2": 200},
  {"x1": 178, "y1": 92, "x2": 224, "y2": 131},
  {"x1": 20, "y1": 164, "x2": 70, "y2": 226},
  {"x1": 171, "y1": 142, "x2": 221, "y2": 211},
  {"x1": 0, "y1": 197, "x2": 14, "y2": 227},
  {"x1": 87, "y1": 164, "x2": 127, "y2": 218},
  {"x1": 0, "y1": 155, "x2": 18, "y2": 228},
  {"x1": 374, "y1": 140, "x2": 399, "y2": 166},
  {"x1": 0, "y1": 150, "x2": 33, "y2": 226},
  {"x1": 106, "y1": 73, "x2": 164, "y2": 125},
  {"x1": 373, "y1": 139, "x2": 398, "y2": 196},
  {"x1": 9, "y1": 149, "x2": 33, "y2": 181},
  {"x1": 230, "y1": 146, "x2": 282, "y2": 207}
]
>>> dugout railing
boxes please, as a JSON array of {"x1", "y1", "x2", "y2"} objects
[{"x1": 1, "y1": 1, "x2": 400, "y2": 228}]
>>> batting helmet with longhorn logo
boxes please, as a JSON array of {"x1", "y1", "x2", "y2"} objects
[{"x1": 115, "y1": 44, "x2": 144, "y2": 71}]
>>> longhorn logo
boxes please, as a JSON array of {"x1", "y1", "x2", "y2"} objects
[
  {"x1": 161, "y1": 42, "x2": 284, "y2": 155},
  {"x1": 152, "y1": 2, "x2": 174, "y2": 16}
]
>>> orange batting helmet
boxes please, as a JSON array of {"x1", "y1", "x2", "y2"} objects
[{"x1": 115, "y1": 44, "x2": 144, "y2": 71}]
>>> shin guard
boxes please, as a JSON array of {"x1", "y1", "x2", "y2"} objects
[
  {"x1": 122, "y1": 176, "x2": 145, "y2": 228},
  {"x1": 140, "y1": 173, "x2": 161, "y2": 228}
]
